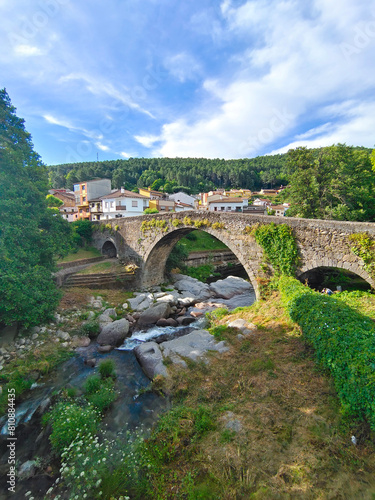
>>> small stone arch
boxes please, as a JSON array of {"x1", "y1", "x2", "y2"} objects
[
  {"x1": 297, "y1": 259, "x2": 374, "y2": 290},
  {"x1": 102, "y1": 240, "x2": 117, "y2": 258}
]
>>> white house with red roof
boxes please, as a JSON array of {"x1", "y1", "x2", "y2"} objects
[{"x1": 99, "y1": 188, "x2": 149, "y2": 219}]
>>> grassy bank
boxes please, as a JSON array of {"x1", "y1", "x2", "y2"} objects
[
  {"x1": 57, "y1": 246, "x2": 101, "y2": 263},
  {"x1": 137, "y1": 290, "x2": 375, "y2": 499}
]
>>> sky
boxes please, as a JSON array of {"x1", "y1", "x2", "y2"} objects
[{"x1": 1, "y1": 0, "x2": 375, "y2": 165}]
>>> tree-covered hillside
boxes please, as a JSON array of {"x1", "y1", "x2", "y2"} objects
[{"x1": 48, "y1": 155, "x2": 289, "y2": 193}]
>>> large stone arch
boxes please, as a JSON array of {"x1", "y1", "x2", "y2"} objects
[
  {"x1": 141, "y1": 226, "x2": 260, "y2": 295},
  {"x1": 297, "y1": 259, "x2": 374, "y2": 288}
]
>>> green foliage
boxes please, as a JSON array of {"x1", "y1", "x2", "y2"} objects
[
  {"x1": 144, "y1": 207, "x2": 159, "y2": 214},
  {"x1": 98, "y1": 359, "x2": 116, "y2": 379},
  {"x1": 183, "y1": 216, "x2": 193, "y2": 226},
  {"x1": 211, "y1": 222, "x2": 225, "y2": 230},
  {"x1": 194, "y1": 218, "x2": 211, "y2": 228},
  {"x1": 279, "y1": 276, "x2": 375, "y2": 430},
  {"x1": 83, "y1": 375, "x2": 102, "y2": 395},
  {"x1": 80, "y1": 320, "x2": 100, "y2": 338},
  {"x1": 172, "y1": 218, "x2": 183, "y2": 227},
  {"x1": 85, "y1": 378, "x2": 117, "y2": 413},
  {"x1": 349, "y1": 233, "x2": 375, "y2": 278},
  {"x1": 48, "y1": 155, "x2": 288, "y2": 194},
  {"x1": 252, "y1": 223, "x2": 299, "y2": 276},
  {"x1": 47, "y1": 401, "x2": 100, "y2": 453},
  {"x1": 71, "y1": 218, "x2": 93, "y2": 246},
  {"x1": 285, "y1": 145, "x2": 375, "y2": 221},
  {"x1": 183, "y1": 264, "x2": 218, "y2": 282},
  {"x1": 0, "y1": 89, "x2": 69, "y2": 327},
  {"x1": 166, "y1": 241, "x2": 189, "y2": 271},
  {"x1": 46, "y1": 193, "x2": 63, "y2": 207}
]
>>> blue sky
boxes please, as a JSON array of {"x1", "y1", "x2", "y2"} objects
[{"x1": 1, "y1": 0, "x2": 375, "y2": 165}]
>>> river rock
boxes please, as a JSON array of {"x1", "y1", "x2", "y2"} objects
[
  {"x1": 128, "y1": 293, "x2": 154, "y2": 311},
  {"x1": 156, "y1": 293, "x2": 179, "y2": 306},
  {"x1": 173, "y1": 275, "x2": 213, "y2": 301},
  {"x1": 98, "y1": 308, "x2": 117, "y2": 326},
  {"x1": 227, "y1": 319, "x2": 257, "y2": 333},
  {"x1": 177, "y1": 316, "x2": 196, "y2": 326},
  {"x1": 97, "y1": 318, "x2": 129, "y2": 346},
  {"x1": 210, "y1": 276, "x2": 252, "y2": 299},
  {"x1": 160, "y1": 329, "x2": 229, "y2": 363},
  {"x1": 72, "y1": 336, "x2": 91, "y2": 347},
  {"x1": 56, "y1": 330, "x2": 71, "y2": 341},
  {"x1": 156, "y1": 318, "x2": 169, "y2": 327},
  {"x1": 18, "y1": 460, "x2": 37, "y2": 480},
  {"x1": 138, "y1": 303, "x2": 171, "y2": 327},
  {"x1": 97, "y1": 345, "x2": 114, "y2": 353},
  {"x1": 134, "y1": 341, "x2": 168, "y2": 379}
]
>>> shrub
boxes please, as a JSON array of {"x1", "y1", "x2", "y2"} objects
[
  {"x1": 80, "y1": 320, "x2": 100, "y2": 339},
  {"x1": 144, "y1": 208, "x2": 159, "y2": 214},
  {"x1": 86, "y1": 378, "x2": 117, "y2": 413},
  {"x1": 98, "y1": 359, "x2": 116, "y2": 379},
  {"x1": 212, "y1": 222, "x2": 225, "y2": 230},
  {"x1": 47, "y1": 401, "x2": 100, "y2": 453},
  {"x1": 172, "y1": 218, "x2": 183, "y2": 227},
  {"x1": 84, "y1": 375, "x2": 102, "y2": 395},
  {"x1": 279, "y1": 276, "x2": 375, "y2": 429}
]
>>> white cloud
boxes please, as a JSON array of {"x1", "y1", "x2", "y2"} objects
[
  {"x1": 96, "y1": 142, "x2": 110, "y2": 151},
  {"x1": 119, "y1": 151, "x2": 131, "y2": 158},
  {"x1": 14, "y1": 44, "x2": 42, "y2": 56},
  {"x1": 164, "y1": 52, "x2": 202, "y2": 82},
  {"x1": 134, "y1": 134, "x2": 160, "y2": 148},
  {"x1": 153, "y1": 0, "x2": 375, "y2": 158},
  {"x1": 43, "y1": 113, "x2": 103, "y2": 141},
  {"x1": 60, "y1": 73, "x2": 155, "y2": 119}
]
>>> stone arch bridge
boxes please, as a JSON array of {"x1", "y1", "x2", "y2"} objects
[{"x1": 92, "y1": 212, "x2": 375, "y2": 297}]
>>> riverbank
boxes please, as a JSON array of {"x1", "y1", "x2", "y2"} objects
[{"x1": 1, "y1": 281, "x2": 375, "y2": 499}]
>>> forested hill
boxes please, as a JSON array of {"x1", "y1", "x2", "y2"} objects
[{"x1": 47, "y1": 155, "x2": 289, "y2": 193}]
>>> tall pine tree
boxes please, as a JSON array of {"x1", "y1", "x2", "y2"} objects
[{"x1": 0, "y1": 89, "x2": 66, "y2": 328}]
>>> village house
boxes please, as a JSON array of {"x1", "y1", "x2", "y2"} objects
[
  {"x1": 73, "y1": 179, "x2": 112, "y2": 220},
  {"x1": 207, "y1": 197, "x2": 248, "y2": 212},
  {"x1": 100, "y1": 188, "x2": 149, "y2": 219}
]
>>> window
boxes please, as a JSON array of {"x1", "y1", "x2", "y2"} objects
[
  {"x1": 105, "y1": 202, "x2": 109, "y2": 209},
  {"x1": 110, "y1": 201, "x2": 114, "y2": 208},
  {"x1": 82, "y1": 196, "x2": 86, "y2": 202},
  {"x1": 221, "y1": 207, "x2": 225, "y2": 211},
  {"x1": 132, "y1": 200, "x2": 138, "y2": 207},
  {"x1": 82, "y1": 185, "x2": 85, "y2": 191}
]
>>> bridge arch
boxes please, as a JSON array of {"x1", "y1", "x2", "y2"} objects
[
  {"x1": 297, "y1": 259, "x2": 374, "y2": 289},
  {"x1": 101, "y1": 239, "x2": 117, "y2": 258},
  {"x1": 141, "y1": 226, "x2": 259, "y2": 293}
]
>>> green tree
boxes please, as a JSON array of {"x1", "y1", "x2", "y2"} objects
[
  {"x1": 46, "y1": 194, "x2": 64, "y2": 207},
  {"x1": 0, "y1": 89, "x2": 66, "y2": 328},
  {"x1": 286, "y1": 145, "x2": 375, "y2": 221}
]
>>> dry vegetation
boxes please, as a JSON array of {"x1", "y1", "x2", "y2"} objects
[{"x1": 147, "y1": 292, "x2": 375, "y2": 499}]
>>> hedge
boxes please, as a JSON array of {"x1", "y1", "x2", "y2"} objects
[{"x1": 279, "y1": 276, "x2": 375, "y2": 429}]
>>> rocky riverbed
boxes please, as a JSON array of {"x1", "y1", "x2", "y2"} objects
[{"x1": 0, "y1": 274, "x2": 255, "y2": 499}]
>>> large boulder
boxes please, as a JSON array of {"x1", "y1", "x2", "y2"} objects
[
  {"x1": 210, "y1": 276, "x2": 252, "y2": 299},
  {"x1": 97, "y1": 318, "x2": 129, "y2": 346},
  {"x1": 134, "y1": 342, "x2": 168, "y2": 379},
  {"x1": 174, "y1": 275, "x2": 212, "y2": 301},
  {"x1": 160, "y1": 329, "x2": 229, "y2": 363},
  {"x1": 138, "y1": 303, "x2": 171, "y2": 327}
]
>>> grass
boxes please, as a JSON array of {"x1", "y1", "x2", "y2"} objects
[
  {"x1": 76, "y1": 261, "x2": 118, "y2": 275},
  {"x1": 179, "y1": 230, "x2": 228, "y2": 253},
  {"x1": 139, "y1": 290, "x2": 375, "y2": 499},
  {"x1": 57, "y1": 246, "x2": 101, "y2": 263}
]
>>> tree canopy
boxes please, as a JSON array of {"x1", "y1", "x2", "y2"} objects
[
  {"x1": 285, "y1": 145, "x2": 375, "y2": 221},
  {"x1": 0, "y1": 89, "x2": 72, "y2": 328}
]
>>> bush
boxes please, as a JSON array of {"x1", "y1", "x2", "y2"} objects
[
  {"x1": 98, "y1": 359, "x2": 116, "y2": 379},
  {"x1": 279, "y1": 276, "x2": 375, "y2": 429},
  {"x1": 47, "y1": 401, "x2": 100, "y2": 453},
  {"x1": 84, "y1": 375, "x2": 102, "y2": 395},
  {"x1": 86, "y1": 379, "x2": 117, "y2": 413},
  {"x1": 80, "y1": 320, "x2": 100, "y2": 339}
]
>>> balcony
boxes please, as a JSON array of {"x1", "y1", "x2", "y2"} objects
[{"x1": 116, "y1": 205, "x2": 127, "y2": 211}]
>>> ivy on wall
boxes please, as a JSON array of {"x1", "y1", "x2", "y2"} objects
[{"x1": 251, "y1": 223, "x2": 299, "y2": 276}]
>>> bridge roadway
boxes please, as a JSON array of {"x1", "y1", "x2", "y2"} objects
[{"x1": 92, "y1": 211, "x2": 375, "y2": 297}]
